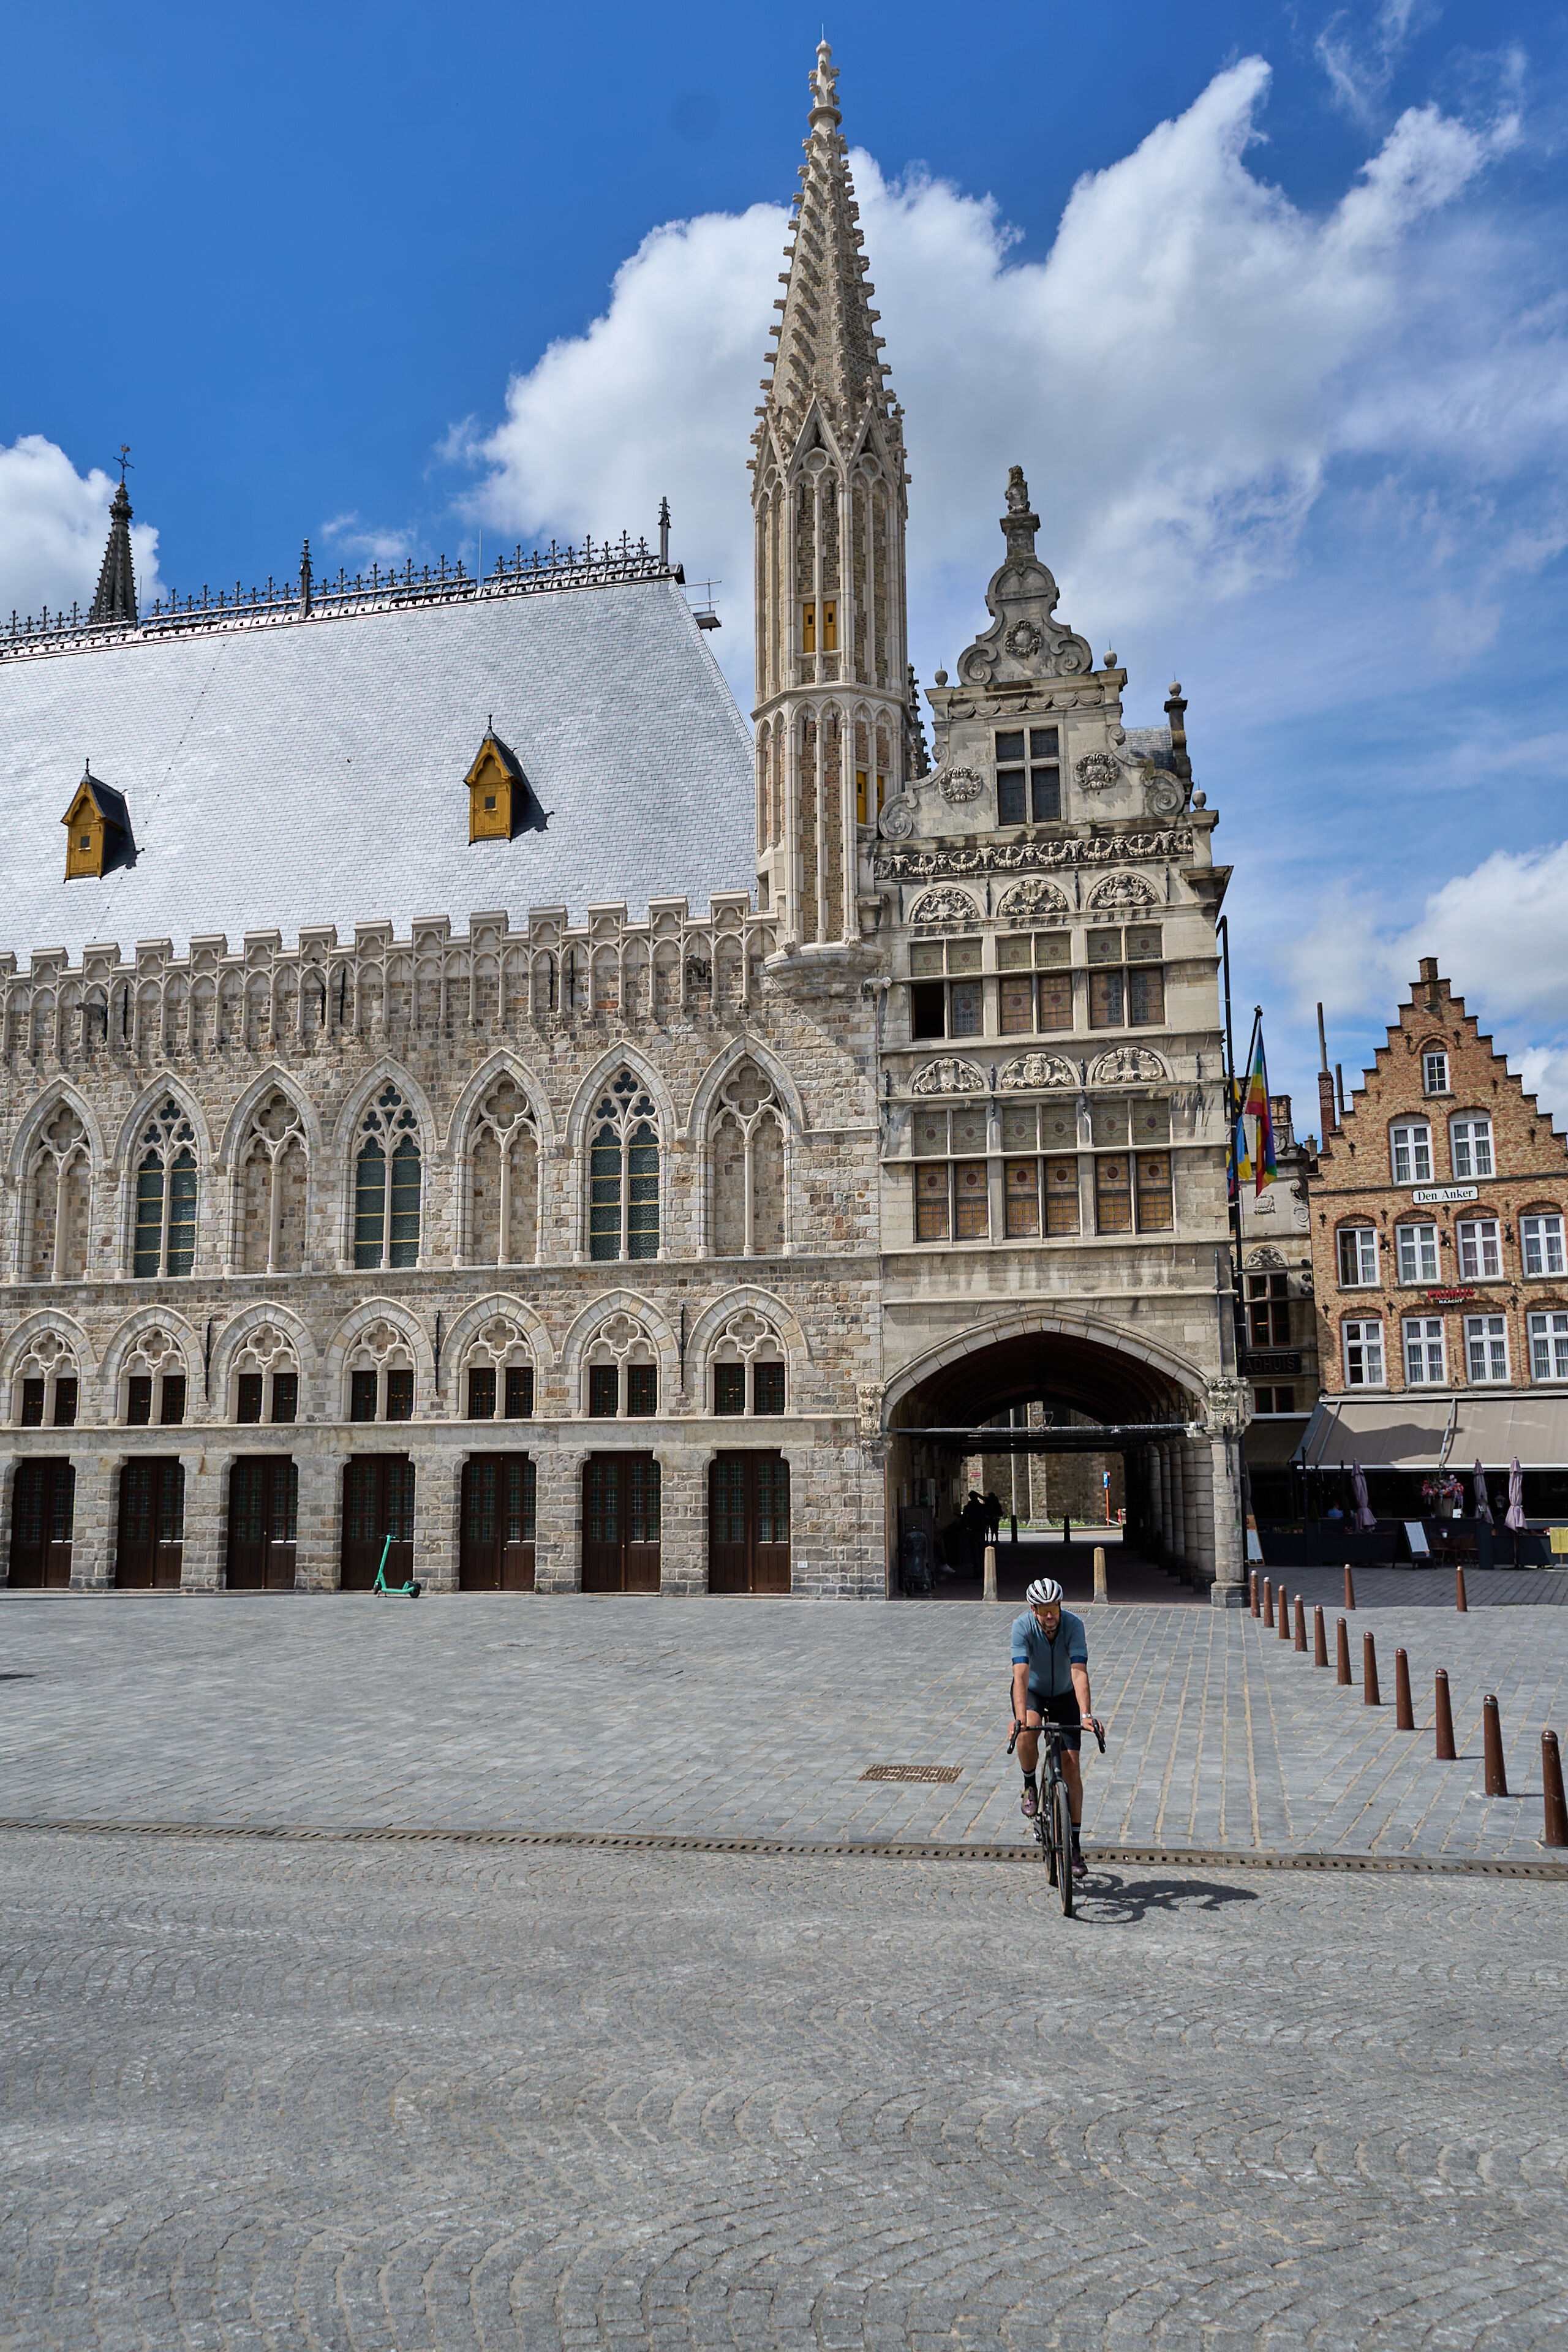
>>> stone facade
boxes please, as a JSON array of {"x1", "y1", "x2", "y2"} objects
[{"x1": 0, "y1": 38, "x2": 1250, "y2": 1604}]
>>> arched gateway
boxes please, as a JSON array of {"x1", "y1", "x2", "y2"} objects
[{"x1": 881, "y1": 1315, "x2": 1246, "y2": 1601}]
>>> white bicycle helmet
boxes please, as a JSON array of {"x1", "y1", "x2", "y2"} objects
[{"x1": 1025, "y1": 1577, "x2": 1064, "y2": 1607}]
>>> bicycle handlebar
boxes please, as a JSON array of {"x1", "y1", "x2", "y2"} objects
[{"x1": 1009, "y1": 1710, "x2": 1107, "y2": 1755}]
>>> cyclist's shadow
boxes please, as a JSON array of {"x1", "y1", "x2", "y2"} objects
[{"x1": 1071, "y1": 1870, "x2": 1259, "y2": 1924}]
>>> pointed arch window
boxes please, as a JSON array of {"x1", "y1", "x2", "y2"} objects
[
  {"x1": 238, "y1": 1090, "x2": 307, "y2": 1275},
  {"x1": 469, "y1": 1077, "x2": 537, "y2": 1266},
  {"x1": 26, "y1": 1102, "x2": 91, "y2": 1281},
  {"x1": 710, "y1": 1061, "x2": 785, "y2": 1257},
  {"x1": 133, "y1": 1101, "x2": 198, "y2": 1278},
  {"x1": 589, "y1": 1072, "x2": 660, "y2": 1262},
  {"x1": 354, "y1": 1085, "x2": 421, "y2": 1270}
]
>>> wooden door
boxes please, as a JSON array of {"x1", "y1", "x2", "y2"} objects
[
  {"x1": 460, "y1": 1455, "x2": 537, "y2": 1591},
  {"x1": 709, "y1": 1452, "x2": 791, "y2": 1594},
  {"x1": 227, "y1": 1458, "x2": 299, "y2": 1590},
  {"x1": 116, "y1": 1459, "x2": 184, "y2": 1588},
  {"x1": 341, "y1": 1455, "x2": 415, "y2": 1589},
  {"x1": 9, "y1": 1461, "x2": 74, "y2": 1588},
  {"x1": 582, "y1": 1453, "x2": 660, "y2": 1592}
]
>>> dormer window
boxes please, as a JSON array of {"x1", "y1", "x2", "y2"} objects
[
  {"x1": 60, "y1": 763, "x2": 130, "y2": 881},
  {"x1": 466, "y1": 724, "x2": 523, "y2": 843}
]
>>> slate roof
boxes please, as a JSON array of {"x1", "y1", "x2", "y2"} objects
[{"x1": 0, "y1": 575, "x2": 755, "y2": 962}]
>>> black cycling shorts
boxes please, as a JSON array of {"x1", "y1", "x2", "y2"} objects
[{"x1": 1025, "y1": 1689, "x2": 1082, "y2": 1752}]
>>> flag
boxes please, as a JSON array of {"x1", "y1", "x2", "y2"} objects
[
  {"x1": 1245, "y1": 1026, "x2": 1278, "y2": 1196},
  {"x1": 1230, "y1": 1085, "x2": 1252, "y2": 1200}
]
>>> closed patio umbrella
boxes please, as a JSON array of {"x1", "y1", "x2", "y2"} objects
[
  {"x1": 1506, "y1": 1457, "x2": 1526, "y2": 1531},
  {"x1": 1472, "y1": 1460, "x2": 1493, "y2": 1525},
  {"x1": 1350, "y1": 1462, "x2": 1376, "y2": 1532}
]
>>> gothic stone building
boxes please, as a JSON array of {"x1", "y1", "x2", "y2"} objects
[{"x1": 0, "y1": 42, "x2": 1246, "y2": 1604}]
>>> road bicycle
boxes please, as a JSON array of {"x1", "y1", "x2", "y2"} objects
[{"x1": 1009, "y1": 1707, "x2": 1106, "y2": 1917}]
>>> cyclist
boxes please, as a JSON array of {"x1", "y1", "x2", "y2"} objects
[{"x1": 1011, "y1": 1575, "x2": 1102, "y2": 1879}]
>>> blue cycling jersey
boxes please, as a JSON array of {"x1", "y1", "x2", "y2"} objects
[{"x1": 1011, "y1": 1606, "x2": 1088, "y2": 1700}]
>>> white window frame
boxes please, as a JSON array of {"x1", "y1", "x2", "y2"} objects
[
  {"x1": 1343, "y1": 1318, "x2": 1385, "y2": 1389},
  {"x1": 1456, "y1": 1216, "x2": 1501, "y2": 1281},
  {"x1": 1464, "y1": 1314, "x2": 1510, "y2": 1384},
  {"x1": 1336, "y1": 1225, "x2": 1379, "y2": 1287},
  {"x1": 1395, "y1": 1221, "x2": 1439, "y2": 1286},
  {"x1": 1422, "y1": 1050, "x2": 1449, "y2": 1096},
  {"x1": 1450, "y1": 1114, "x2": 1494, "y2": 1181},
  {"x1": 1520, "y1": 1213, "x2": 1566, "y2": 1279},
  {"x1": 1403, "y1": 1315, "x2": 1447, "y2": 1386},
  {"x1": 1390, "y1": 1121, "x2": 1432, "y2": 1185},
  {"x1": 1529, "y1": 1309, "x2": 1568, "y2": 1383}
]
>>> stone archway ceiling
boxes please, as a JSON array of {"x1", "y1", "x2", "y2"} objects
[{"x1": 892, "y1": 1332, "x2": 1186, "y2": 1432}]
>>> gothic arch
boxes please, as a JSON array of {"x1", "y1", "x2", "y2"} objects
[
  {"x1": 113, "y1": 1085, "x2": 209, "y2": 1279},
  {"x1": 322, "y1": 1297, "x2": 435, "y2": 1405},
  {"x1": 209, "y1": 1299, "x2": 320, "y2": 1395},
  {"x1": 111, "y1": 1076, "x2": 213, "y2": 1172},
  {"x1": 881, "y1": 1310, "x2": 1207, "y2": 1433},
  {"x1": 9, "y1": 1086, "x2": 101, "y2": 1284},
  {"x1": 558, "y1": 1289, "x2": 679, "y2": 1403},
  {"x1": 439, "y1": 1292, "x2": 557, "y2": 1378},
  {"x1": 7, "y1": 1081, "x2": 107, "y2": 1186},
  {"x1": 331, "y1": 1062, "x2": 438, "y2": 1271},
  {"x1": 685, "y1": 1285, "x2": 812, "y2": 1382},
  {"x1": 685, "y1": 1034, "x2": 808, "y2": 1143},
  {"x1": 97, "y1": 1309, "x2": 201, "y2": 1417},
  {"x1": 215, "y1": 1066, "x2": 325, "y2": 1170},
  {"x1": 1, "y1": 1308, "x2": 92, "y2": 1394},
  {"x1": 442, "y1": 1049, "x2": 557, "y2": 1153},
  {"x1": 562, "y1": 1043, "x2": 677, "y2": 1154}
]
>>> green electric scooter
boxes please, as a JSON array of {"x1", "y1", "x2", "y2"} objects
[{"x1": 371, "y1": 1533, "x2": 423, "y2": 1599}]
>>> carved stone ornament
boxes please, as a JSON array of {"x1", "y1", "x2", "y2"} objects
[
  {"x1": 954, "y1": 468, "x2": 1095, "y2": 687},
  {"x1": 1000, "y1": 1053, "x2": 1077, "y2": 1090},
  {"x1": 1085, "y1": 870, "x2": 1159, "y2": 911},
  {"x1": 1204, "y1": 1376, "x2": 1250, "y2": 1439},
  {"x1": 1074, "y1": 750, "x2": 1121, "y2": 794},
  {"x1": 936, "y1": 765, "x2": 985, "y2": 805},
  {"x1": 908, "y1": 884, "x2": 982, "y2": 929},
  {"x1": 1145, "y1": 775, "x2": 1185, "y2": 818},
  {"x1": 995, "y1": 876, "x2": 1069, "y2": 924},
  {"x1": 877, "y1": 792, "x2": 915, "y2": 840},
  {"x1": 873, "y1": 826, "x2": 1193, "y2": 886},
  {"x1": 911, "y1": 1057, "x2": 986, "y2": 1096},
  {"x1": 856, "y1": 1381, "x2": 884, "y2": 1439},
  {"x1": 1248, "y1": 1246, "x2": 1286, "y2": 1269},
  {"x1": 1090, "y1": 1045, "x2": 1168, "y2": 1086}
]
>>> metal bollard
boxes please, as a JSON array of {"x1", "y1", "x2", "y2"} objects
[
  {"x1": 1456, "y1": 1565, "x2": 1468, "y2": 1614},
  {"x1": 1542, "y1": 1731, "x2": 1568, "y2": 1848},
  {"x1": 1263, "y1": 1577, "x2": 1275, "y2": 1629},
  {"x1": 1434, "y1": 1669, "x2": 1457, "y2": 1760},
  {"x1": 1278, "y1": 1583, "x2": 1292, "y2": 1641},
  {"x1": 1395, "y1": 1646, "x2": 1414, "y2": 1730},
  {"x1": 1250, "y1": 1571, "x2": 1260, "y2": 1618},
  {"x1": 1363, "y1": 1630, "x2": 1382, "y2": 1706},
  {"x1": 1093, "y1": 1544, "x2": 1108, "y2": 1604},
  {"x1": 1483, "y1": 1694, "x2": 1508, "y2": 1796},
  {"x1": 1314, "y1": 1604, "x2": 1329, "y2": 1667},
  {"x1": 1336, "y1": 1616, "x2": 1352, "y2": 1686},
  {"x1": 983, "y1": 1543, "x2": 998, "y2": 1604},
  {"x1": 1294, "y1": 1593, "x2": 1307, "y2": 1652},
  {"x1": 1344, "y1": 1565, "x2": 1357, "y2": 1611}
]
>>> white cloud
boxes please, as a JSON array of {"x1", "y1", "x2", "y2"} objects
[
  {"x1": 1316, "y1": 0, "x2": 1431, "y2": 123},
  {"x1": 0, "y1": 435, "x2": 162, "y2": 623},
  {"x1": 320, "y1": 511, "x2": 418, "y2": 567},
  {"x1": 461, "y1": 58, "x2": 1549, "y2": 712}
]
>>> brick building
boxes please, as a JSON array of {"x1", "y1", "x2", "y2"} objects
[
  {"x1": 0, "y1": 42, "x2": 1248, "y2": 1604},
  {"x1": 1298, "y1": 957, "x2": 1568, "y2": 1512}
]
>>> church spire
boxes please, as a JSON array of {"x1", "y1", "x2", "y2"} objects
[
  {"x1": 750, "y1": 40, "x2": 911, "y2": 949},
  {"x1": 756, "y1": 40, "x2": 900, "y2": 461},
  {"x1": 89, "y1": 451, "x2": 138, "y2": 628}
]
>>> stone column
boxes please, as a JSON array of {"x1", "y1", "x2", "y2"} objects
[
  {"x1": 1180, "y1": 1441, "x2": 1200, "y2": 1580},
  {"x1": 178, "y1": 1449, "x2": 224, "y2": 1591},
  {"x1": 70, "y1": 1452, "x2": 119, "y2": 1589},
  {"x1": 1166, "y1": 1446, "x2": 1185, "y2": 1570},
  {"x1": 296, "y1": 1439, "x2": 341, "y2": 1593},
  {"x1": 658, "y1": 1442, "x2": 704, "y2": 1597},
  {"x1": 0, "y1": 1453, "x2": 14, "y2": 1583},
  {"x1": 412, "y1": 1447, "x2": 458, "y2": 1593},
  {"x1": 1208, "y1": 1434, "x2": 1246, "y2": 1605},
  {"x1": 534, "y1": 1442, "x2": 582, "y2": 1595}
]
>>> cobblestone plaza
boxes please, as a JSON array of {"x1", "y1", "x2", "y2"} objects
[{"x1": 3, "y1": 1583, "x2": 1568, "y2": 2348}]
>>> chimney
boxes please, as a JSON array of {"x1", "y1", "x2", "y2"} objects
[
  {"x1": 1418, "y1": 953, "x2": 1442, "y2": 1011},
  {"x1": 1317, "y1": 1001, "x2": 1339, "y2": 1138}
]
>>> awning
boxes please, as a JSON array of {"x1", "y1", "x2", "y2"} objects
[
  {"x1": 1243, "y1": 1416, "x2": 1311, "y2": 1468},
  {"x1": 1293, "y1": 1393, "x2": 1568, "y2": 1472}
]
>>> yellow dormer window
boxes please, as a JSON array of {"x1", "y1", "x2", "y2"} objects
[
  {"x1": 466, "y1": 728, "x2": 518, "y2": 843},
  {"x1": 61, "y1": 766, "x2": 127, "y2": 880}
]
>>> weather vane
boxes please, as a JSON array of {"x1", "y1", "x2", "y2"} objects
[{"x1": 115, "y1": 444, "x2": 132, "y2": 484}]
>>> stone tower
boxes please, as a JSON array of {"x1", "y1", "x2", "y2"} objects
[{"x1": 750, "y1": 40, "x2": 910, "y2": 945}]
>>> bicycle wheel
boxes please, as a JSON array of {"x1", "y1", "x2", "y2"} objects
[
  {"x1": 1054, "y1": 1781, "x2": 1075, "y2": 1917},
  {"x1": 1038, "y1": 1779, "x2": 1057, "y2": 1885}
]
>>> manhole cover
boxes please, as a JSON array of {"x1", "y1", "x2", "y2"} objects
[{"x1": 861, "y1": 1764, "x2": 961, "y2": 1784}]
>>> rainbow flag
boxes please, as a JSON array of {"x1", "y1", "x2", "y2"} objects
[{"x1": 1245, "y1": 1028, "x2": 1278, "y2": 1194}]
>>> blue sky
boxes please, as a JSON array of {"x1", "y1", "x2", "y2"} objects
[{"x1": 4, "y1": 0, "x2": 1567, "y2": 1133}]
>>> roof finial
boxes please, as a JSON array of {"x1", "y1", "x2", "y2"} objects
[
  {"x1": 116, "y1": 443, "x2": 132, "y2": 486},
  {"x1": 658, "y1": 497, "x2": 671, "y2": 567},
  {"x1": 809, "y1": 37, "x2": 839, "y2": 124},
  {"x1": 89, "y1": 454, "x2": 138, "y2": 628}
]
